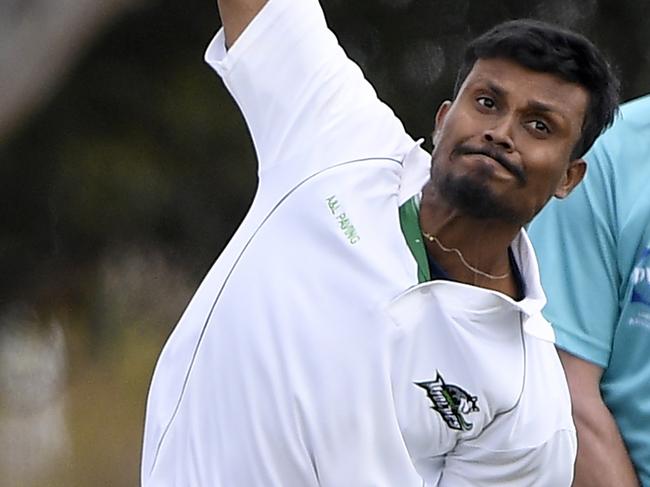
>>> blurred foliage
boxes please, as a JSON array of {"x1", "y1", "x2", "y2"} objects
[{"x1": 0, "y1": 0, "x2": 649, "y2": 485}]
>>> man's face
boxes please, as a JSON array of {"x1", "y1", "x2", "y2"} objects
[{"x1": 430, "y1": 57, "x2": 589, "y2": 225}]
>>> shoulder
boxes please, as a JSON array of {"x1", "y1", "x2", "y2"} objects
[
  {"x1": 588, "y1": 94, "x2": 650, "y2": 163},
  {"x1": 618, "y1": 94, "x2": 650, "y2": 127}
]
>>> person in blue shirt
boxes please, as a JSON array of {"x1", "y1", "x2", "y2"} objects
[{"x1": 529, "y1": 94, "x2": 650, "y2": 487}]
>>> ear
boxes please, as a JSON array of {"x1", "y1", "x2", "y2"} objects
[
  {"x1": 554, "y1": 158, "x2": 587, "y2": 199},
  {"x1": 432, "y1": 100, "x2": 452, "y2": 145}
]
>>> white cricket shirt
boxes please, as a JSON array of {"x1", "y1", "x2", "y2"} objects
[{"x1": 141, "y1": 1, "x2": 577, "y2": 485}]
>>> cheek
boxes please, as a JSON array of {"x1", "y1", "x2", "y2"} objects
[
  {"x1": 433, "y1": 120, "x2": 453, "y2": 147},
  {"x1": 524, "y1": 146, "x2": 571, "y2": 184},
  {"x1": 431, "y1": 127, "x2": 454, "y2": 164},
  {"x1": 524, "y1": 165, "x2": 568, "y2": 212},
  {"x1": 433, "y1": 120, "x2": 471, "y2": 160},
  {"x1": 436, "y1": 108, "x2": 474, "y2": 142}
]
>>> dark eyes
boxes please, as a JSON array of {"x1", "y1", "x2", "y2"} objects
[
  {"x1": 476, "y1": 96, "x2": 496, "y2": 109},
  {"x1": 526, "y1": 120, "x2": 551, "y2": 134},
  {"x1": 476, "y1": 96, "x2": 552, "y2": 135}
]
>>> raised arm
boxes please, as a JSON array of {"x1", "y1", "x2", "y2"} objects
[
  {"x1": 205, "y1": 0, "x2": 413, "y2": 183},
  {"x1": 217, "y1": 0, "x2": 267, "y2": 48},
  {"x1": 558, "y1": 351, "x2": 639, "y2": 487}
]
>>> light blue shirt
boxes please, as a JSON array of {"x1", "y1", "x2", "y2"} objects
[{"x1": 529, "y1": 94, "x2": 650, "y2": 485}]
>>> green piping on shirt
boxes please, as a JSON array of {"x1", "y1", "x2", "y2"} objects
[{"x1": 399, "y1": 195, "x2": 430, "y2": 283}]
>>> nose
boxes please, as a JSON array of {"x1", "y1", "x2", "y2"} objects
[{"x1": 483, "y1": 118, "x2": 514, "y2": 151}]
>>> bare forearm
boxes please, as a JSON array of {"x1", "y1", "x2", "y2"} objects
[
  {"x1": 572, "y1": 402, "x2": 639, "y2": 487},
  {"x1": 557, "y1": 350, "x2": 639, "y2": 487},
  {"x1": 217, "y1": 0, "x2": 267, "y2": 48}
]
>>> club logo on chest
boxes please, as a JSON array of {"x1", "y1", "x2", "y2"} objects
[{"x1": 415, "y1": 372, "x2": 480, "y2": 431}]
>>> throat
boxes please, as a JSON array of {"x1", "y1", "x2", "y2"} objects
[
  {"x1": 417, "y1": 191, "x2": 524, "y2": 298},
  {"x1": 422, "y1": 232, "x2": 511, "y2": 280},
  {"x1": 398, "y1": 192, "x2": 525, "y2": 299},
  {"x1": 424, "y1": 234, "x2": 524, "y2": 300}
]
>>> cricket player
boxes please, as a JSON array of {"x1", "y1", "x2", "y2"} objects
[{"x1": 141, "y1": 0, "x2": 619, "y2": 485}]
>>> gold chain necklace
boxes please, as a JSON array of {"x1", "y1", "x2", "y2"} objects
[{"x1": 421, "y1": 231, "x2": 511, "y2": 280}]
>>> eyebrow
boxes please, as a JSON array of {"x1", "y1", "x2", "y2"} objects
[
  {"x1": 526, "y1": 100, "x2": 571, "y2": 128},
  {"x1": 527, "y1": 100, "x2": 558, "y2": 115},
  {"x1": 485, "y1": 81, "x2": 506, "y2": 99}
]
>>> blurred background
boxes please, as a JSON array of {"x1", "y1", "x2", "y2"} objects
[{"x1": 1, "y1": 0, "x2": 648, "y2": 485}]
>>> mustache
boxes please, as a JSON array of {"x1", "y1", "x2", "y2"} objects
[{"x1": 453, "y1": 144, "x2": 527, "y2": 184}]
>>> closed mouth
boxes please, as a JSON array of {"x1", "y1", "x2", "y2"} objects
[{"x1": 454, "y1": 145, "x2": 526, "y2": 184}]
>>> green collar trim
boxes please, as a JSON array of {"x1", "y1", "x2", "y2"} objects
[{"x1": 399, "y1": 195, "x2": 430, "y2": 283}]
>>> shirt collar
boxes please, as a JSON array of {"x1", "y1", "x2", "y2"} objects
[{"x1": 397, "y1": 194, "x2": 554, "y2": 343}]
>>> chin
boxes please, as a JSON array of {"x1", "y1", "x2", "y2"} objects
[{"x1": 438, "y1": 173, "x2": 521, "y2": 223}]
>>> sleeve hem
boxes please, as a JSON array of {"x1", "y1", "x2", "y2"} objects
[
  {"x1": 553, "y1": 327, "x2": 610, "y2": 368},
  {"x1": 204, "y1": 0, "x2": 290, "y2": 76}
]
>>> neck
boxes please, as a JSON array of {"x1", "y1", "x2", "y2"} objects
[{"x1": 418, "y1": 184, "x2": 523, "y2": 297}]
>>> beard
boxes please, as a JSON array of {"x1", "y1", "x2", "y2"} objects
[{"x1": 434, "y1": 169, "x2": 521, "y2": 224}]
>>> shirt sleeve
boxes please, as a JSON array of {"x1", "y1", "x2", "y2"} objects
[
  {"x1": 204, "y1": 0, "x2": 413, "y2": 182},
  {"x1": 528, "y1": 137, "x2": 620, "y2": 368}
]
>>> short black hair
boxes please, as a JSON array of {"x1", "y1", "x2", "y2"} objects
[{"x1": 454, "y1": 19, "x2": 620, "y2": 159}]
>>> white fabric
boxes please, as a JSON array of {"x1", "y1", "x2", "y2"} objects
[{"x1": 141, "y1": 1, "x2": 576, "y2": 485}]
